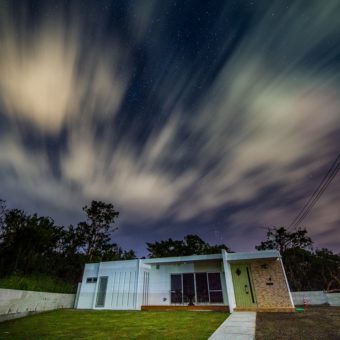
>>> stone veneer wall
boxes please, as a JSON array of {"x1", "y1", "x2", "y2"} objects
[{"x1": 250, "y1": 259, "x2": 293, "y2": 308}]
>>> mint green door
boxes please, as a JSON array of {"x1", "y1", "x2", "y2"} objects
[{"x1": 231, "y1": 264, "x2": 256, "y2": 308}]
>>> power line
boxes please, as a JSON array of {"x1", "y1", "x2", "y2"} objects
[
  {"x1": 289, "y1": 154, "x2": 339, "y2": 229},
  {"x1": 288, "y1": 153, "x2": 340, "y2": 230},
  {"x1": 290, "y1": 163, "x2": 339, "y2": 229}
]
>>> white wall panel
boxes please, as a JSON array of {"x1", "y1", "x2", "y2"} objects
[
  {"x1": 77, "y1": 263, "x2": 99, "y2": 309},
  {"x1": 78, "y1": 258, "x2": 229, "y2": 309}
]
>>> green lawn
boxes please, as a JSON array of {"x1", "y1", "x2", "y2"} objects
[{"x1": 0, "y1": 309, "x2": 228, "y2": 339}]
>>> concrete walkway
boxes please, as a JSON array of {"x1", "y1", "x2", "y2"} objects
[{"x1": 208, "y1": 312, "x2": 256, "y2": 340}]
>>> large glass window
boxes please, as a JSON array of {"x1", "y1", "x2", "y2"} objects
[
  {"x1": 183, "y1": 273, "x2": 195, "y2": 303},
  {"x1": 170, "y1": 272, "x2": 223, "y2": 304},
  {"x1": 195, "y1": 273, "x2": 209, "y2": 303},
  {"x1": 170, "y1": 274, "x2": 182, "y2": 303},
  {"x1": 208, "y1": 273, "x2": 223, "y2": 303}
]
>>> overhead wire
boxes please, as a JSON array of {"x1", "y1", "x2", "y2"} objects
[{"x1": 288, "y1": 153, "x2": 340, "y2": 230}]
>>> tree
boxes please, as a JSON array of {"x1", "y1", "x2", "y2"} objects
[
  {"x1": 101, "y1": 247, "x2": 136, "y2": 261},
  {"x1": 256, "y1": 227, "x2": 340, "y2": 291},
  {"x1": 0, "y1": 200, "x2": 135, "y2": 287},
  {"x1": 75, "y1": 200, "x2": 119, "y2": 261},
  {"x1": 255, "y1": 227, "x2": 313, "y2": 253},
  {"x1": 0, "y1": 199, "x2": 6, "y2": 231},
  {"x1": 146, "y1": 238, "x2": 185, "y2": 258},
  {"x1": 312, "y1": 249, "x2": 340, "y2": 291},
  {"x1": 0, "y1": 209, "x2": 63, "y2": 276},
  {"x1": 147, "y1": 234, "x2": 231, "y2": 258},
  {"x1": 55, "y1": 225, "x2": 87, "y2": 283}
]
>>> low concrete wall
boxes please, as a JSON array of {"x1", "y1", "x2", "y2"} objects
[
  {"x1": 0, "y1": 288, "x2": 75, "y2": 322},
  {"x1": 292, "y1": 291, "x2": 340, "y2": 306},
  {"x1": 326, "y1": 293, "x2": 340, "y2": 306}
]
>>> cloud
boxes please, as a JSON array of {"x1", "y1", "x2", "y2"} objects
[
  {"x1": 0, "y1": 6, "x2": 129, "y2": 133},
  {"x1": 0, "y1": 1, "x2": 339, "y2": 251}
]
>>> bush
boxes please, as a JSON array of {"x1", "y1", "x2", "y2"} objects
[{"x1": 0, "y1": 275, "x2": 76, "y2": 294}]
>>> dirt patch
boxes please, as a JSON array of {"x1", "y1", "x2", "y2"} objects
[{"x1": 256, "y1": 306, "x2": 340, "y2": 340}]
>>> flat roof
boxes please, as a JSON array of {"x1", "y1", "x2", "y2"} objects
[
  {"x1": 142, "y1": 250, "x2": 280, "y2": 264},
  {"x1": 84, "y1": 250, "x2": 281, "y2": 266},
  {"x1": 226, "y1": 250, "x2": 280, "y2": 261},
  {"x1": 142, "y1": 253, "x2": 223, "y2": 264}
]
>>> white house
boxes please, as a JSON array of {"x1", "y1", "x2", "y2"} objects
[{"x1": 75, "y1": 249, "x2": 295, "y2": 312}]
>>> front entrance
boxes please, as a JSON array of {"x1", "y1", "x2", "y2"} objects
[{"x1": 231, "y1": 264, "x2": 256, "y2": 308}]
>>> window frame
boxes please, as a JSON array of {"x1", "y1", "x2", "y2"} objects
[
  {"x1": 170, "y1": 272, "x2": 224, "y2": 305},
  {"x1": 207, "y1": 273, "x2": 223, "y2": 303},
  {"x1": 86, "y1": 277, "x2": 98, "y2": 283}
]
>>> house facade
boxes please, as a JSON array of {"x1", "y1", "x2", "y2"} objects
[{"x1": 75, "y1": 250, "x2": 295, "y2": 312}]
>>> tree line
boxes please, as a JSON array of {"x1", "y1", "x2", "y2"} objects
[
  {"x1": 0, "y1": 200, "x2": 135, "y2": 285},
  {"x1": 0, "y1": 199, "x2": 339, "y2": 292}
]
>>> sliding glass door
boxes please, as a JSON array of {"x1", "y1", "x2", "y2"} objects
[
  {"x1": 170, "y1": 274, "x2": 182, "y2": 303},
  {"x1": 208, "y1": 273, "x2": 223, "y2": 303},
  {"x1": 170, "y1": 272, "x2": 223, "y2": 304},
  {"x1": 182, "y1": 273, "x2": 195, "y2": 303},
  {"x1": 196, "y1": 273, "x2": 209, "y2": 303}
]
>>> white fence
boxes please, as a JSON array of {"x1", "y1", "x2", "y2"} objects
[
  {"x1": 292, "y1": 291, "x2": 340, "y2": 306},
  {"x1": 0, "y1": 288, "x2": 75, "y2": 322}
]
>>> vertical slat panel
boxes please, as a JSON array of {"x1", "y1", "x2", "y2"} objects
[
  {"x1": 133, "y1": 271, "x2": 137, "y2": 308},
  {"x1": 116, "y1": 272, "x2": 121, "y2": 307},
  {"x1": 111, "y1": 272, "x2": 116, "y2": 308},
  {"x1": 127, "y1": 272, "x2": 132, "y2": 307},
  {"x1": 143, "y1": 272, "x2": 146, "y2": 305},
  {"x1": 121, "y1": 272, "x2": 127, "y2": 307},
  {"x1": 146, "y1": 272, "x2": 149, "y2": 305}
]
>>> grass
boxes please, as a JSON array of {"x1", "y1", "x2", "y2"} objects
[
  {"x1": 256, "y1": 306, "x2": 340, "y2": 340},
  {"x1": 0, "y1": 309, "x2": 228, "y2": 339},
  {"x1": 0, "y1": 275, "x2": 76, "y2": 294}
]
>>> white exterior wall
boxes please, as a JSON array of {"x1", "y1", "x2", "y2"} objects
[
  {"x1": 222, "y1": 250, "x2": 236, "y2": 312},
  {"x1": 135, "y1": 261, "x2": 151, "y2": 310},
  {"x1": 220, "y1": 273, "x2": 228, "y2": 305},
  {"x1": 77, "y1": 260, "x2": 140, "y2": 310},
  {"x1": 147, "y1": 261, "x2": 228, "y2": 306},
  {"x1": 96, "y1": 260, "x2": 139, "y2": 310},
  {"x1": 148, "y1": 262, "x2": 194, "y2": 305},
  {"x1": 77, "y1": 258, "x2": 228, "y2": 310},
  {"x1": 76, "y1": 250, "x2": 281, "y2": 311},
  {"x1": 77, "y1": 263, "x2": 99, "y2": 309}
]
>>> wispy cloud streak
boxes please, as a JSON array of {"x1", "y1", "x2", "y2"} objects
[{"x1": 0, "y1": 1, "x2": 339, "y2": 252}]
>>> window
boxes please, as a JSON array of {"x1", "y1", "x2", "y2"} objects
[
  {"x1": 208, "y1": 273, "x2": 223, "y2": 303},
  {"x1": 86, "y1": 277, "x2": 97, "y2": 283},
  {"x1": 196, "y1": 273, "x2": 209, "y2": 303},
  {"x1": 183, "y1": 273, "x2": 195, "y2": 303},
  {"x1": 170, "y1": 274, "x2": 182, "y2": 303},
  {"x1": 170, "y1": 272, "x2": 223, "y2": 304},
  {"x1": 95, "y1": 276, "x2": 108, "y2": 307}
]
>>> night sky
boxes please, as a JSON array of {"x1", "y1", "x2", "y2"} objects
[{"x1": 0, "y1": 0, "x2": 339, "y2": 255}]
